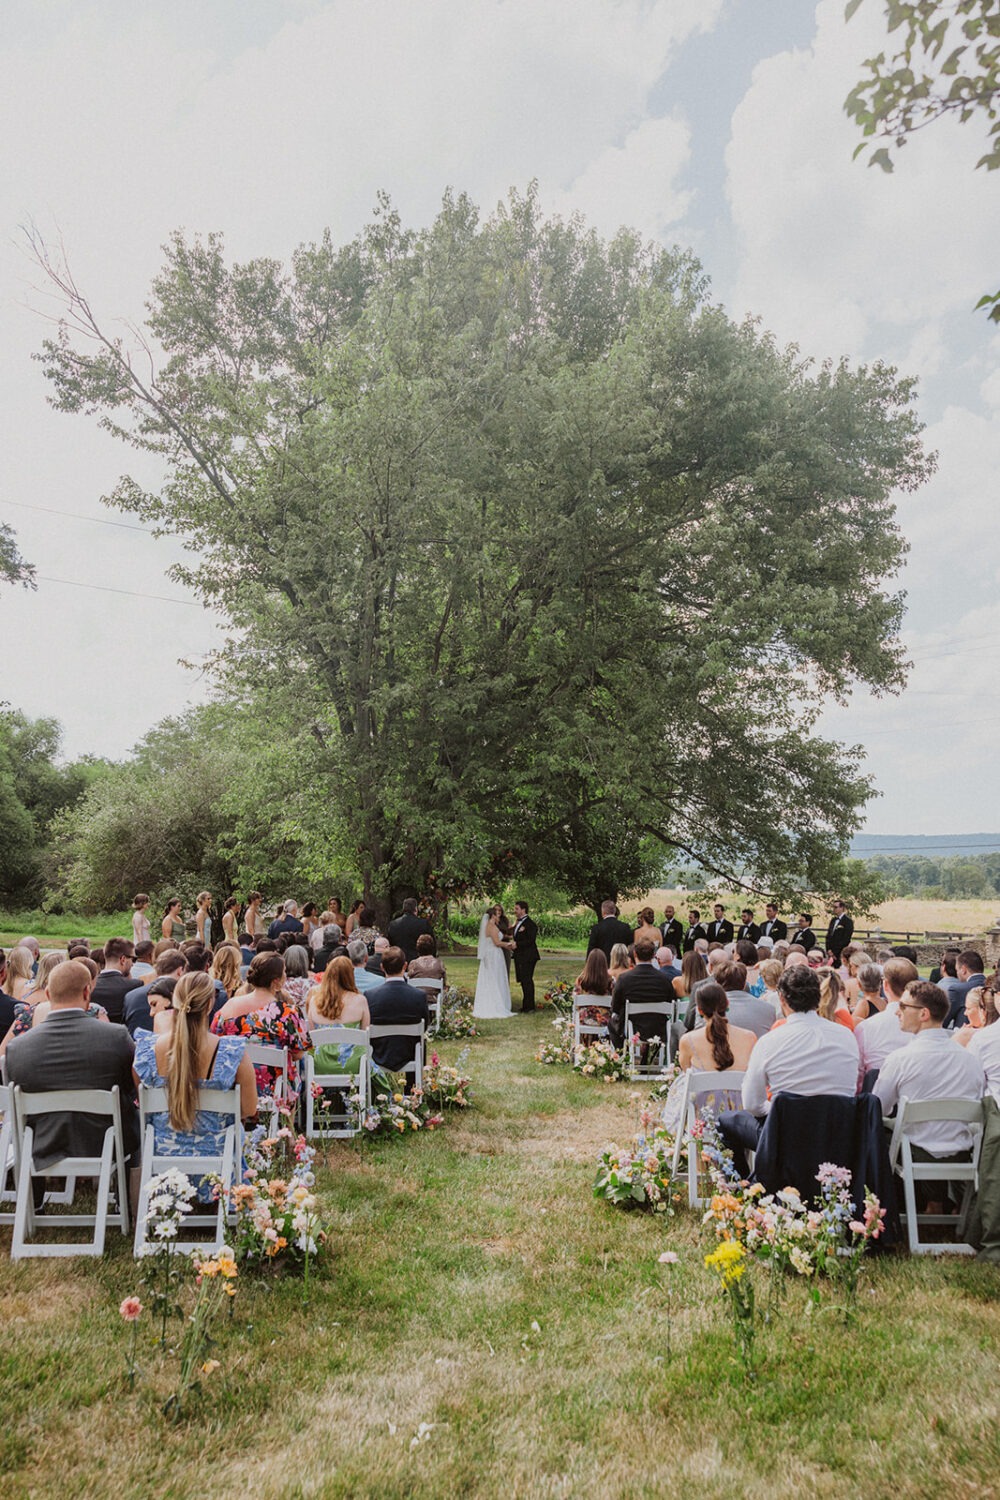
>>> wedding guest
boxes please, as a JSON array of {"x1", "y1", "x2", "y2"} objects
[
  {"x1": 130, "y1": 941, "x2": 155, "y2": 980},
  {"x1": 282, "y1": 945, "x2": 315, "y2": 1005},
  {"x1": 6, "y1": 946, "x2": 34, "y2": 1001},
  {"x1": 855, "y1": 956, "x2": 919, "y2": 1084},
  {"x1": 608, "y1": 937, "x2": 673, "y2": 1049},
  {"x1": 818, "y1": 968, "x2": 856, "y2": 1030},
  {"x1": 244, "y1": 892, "x2": 264, "y2": 940},
  {"x1": 306, "y1": 954, "x2": 371, "y2": 1079},
  {"x1": 0, "y1": 952, "x2": 68, "y2": 1053},
  {"x1": 608, "y1": 943, "x2": 632, "y2": 985},
  {"x1": 573, "y1": 948, "x2": 614, "y2": 1030},
  {"x1": 268, "y1": 899, "x2": 304, "y2": 939},
  {"x1": 365, "y1": 948, "x2": 430, "y2": 1075},
  {"x1": 310, "y1": 912, "x2": 335, "y2": 954},
  {"x1": 677, "y1": 981, "x2": 756, "y2": 1074},
  {"x1": 300, "y1": 902, "x2": 320, "y2": 943},
  {"x1": 851, "y1": 963, "x2": 886, "y2": 1022},
  {"x1": 587, "y1": 900, "x2": 633, "y2": 961},
  {"x1": 673, "y1": 950, "x2": 707, "y2": 1004},
  {"x1": 313, "y1": 923, "x2": 347, "y2": 974},
  {"x1": 696, "y1": 960, "x2": 774, "y2": 1038},
  {"x1": 91, "y1": 937, "x2": 142, "y2": 1024},
  {"x1": 353, "y1": 907, "x2": 382, "y2": 954},
  {"x1": 162, "y1": 898, "x2": 186, "y2": 943},
  {"x1": 736, "y1": 939, "x2": 764, "y2": 997},
  {"x1": 211, "y1": 943, "x2": 243, "y2": 1000},
  {"x1": 956, "y1": 982, "x2": 998, "y2": 1047},
  {"x1": 366, "y1": 935, "x2": 390, "y2": 976},
  {"x1": 212, "y1": 952, "x2": 311, "y2": 1099},
  {"x1": 758, "y1": 958, "x2": 783, "y2": 1018},
  {"x1": 221, "y1": 897, "x2": 239, "y2": 945},
  {"x1": 144, "y1": 974, "x2": 178, "y2": 1034},
  {"x1": 123, "y1": 950, "x2": 188, "y2": 1037},
  {"x1": 388, "y1": 897, "x2": 434, "y2": 963},
  {"x1": 408, "y1": 933, "x2": 446, "y2": 986},
  {"x1": 132, "y1": 894, "x2": 152, "y2": 946},
  {"x1": 949, "y1": 951, "x2": 987, "y2": 1028},
  {"x1": 874, "y1": 981, "x2": 984, "y2": 1161},
  {"x1": 347, "y1": 938, "x2": 382, "y2": 993},
  {"x1": 344, "y1": 899, "x2": 364, "y2": 937},
  {"x1": 0, "y1": 951, "x2": 17, "y2": 1038}
]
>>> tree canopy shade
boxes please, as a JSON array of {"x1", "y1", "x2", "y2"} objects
[
  {"x1": 845, "y1": 0, "x2": 1000, "y2": 320},
  {"x1": 31, "y1": 191, "x2": 933, "y2": 919}
]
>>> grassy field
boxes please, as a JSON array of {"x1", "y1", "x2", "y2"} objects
[{"x1": 2, "y1": 964, "x2": 1000, "y2": 1498}]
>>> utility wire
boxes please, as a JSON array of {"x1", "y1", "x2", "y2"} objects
[
  {"x1": 36, "y1": 574, "x2": 203, "y2": 608},
  {"x1": 4, "y1": 498, "x2": 154, "y2": 535}
]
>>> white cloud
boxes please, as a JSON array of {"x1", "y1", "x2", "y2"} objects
[{"x1": 552, "y1": 115, "x2": 693, "y2": 242}]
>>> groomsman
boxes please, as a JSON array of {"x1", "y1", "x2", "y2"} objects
[
  {"x1": 790, "y1": 913, "x2": 817, "y2": 950},
  {"x1": 737, "y1": 908, "x2": 760, "y2": 944},
  {"x1": 660, "y1": 905, "x2": 684, "y2": 954},
  {"x1": 707, "y1": 903, "x2": 734, "y2": 945},
  {"x1": 759, "y1": 903, "x2": 787, "y2": 942},
  {"x1": 682, "y1": 908, "x2": 708, "y2": 953},
  {"x1": 825, "y1": 901, "x2": 854, "y2": 962}
]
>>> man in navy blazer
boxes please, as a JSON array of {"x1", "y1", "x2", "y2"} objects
[{"x1": 366, "y1": 947, "x2": 430, "y2": 1074}]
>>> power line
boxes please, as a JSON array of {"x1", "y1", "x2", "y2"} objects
[
  {"x1": 36, "y1": 574, "x2": 203, "y2": 608},
  {"x1": 5, "y1": 498, "x2": 154, "y2": 535}
]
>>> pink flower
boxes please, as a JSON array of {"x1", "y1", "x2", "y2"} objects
[
  {"x1": 848, "y1": 1220, "x2": 865, "y2": 1235},
  {"x1": 119, "y1": 1296, "x2": 143, "y2": 1322},
  {"x1": 658, "y1": 1251, "x2": 679, "y2": 1264}
]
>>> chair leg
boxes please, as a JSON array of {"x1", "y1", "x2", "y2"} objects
[
  {"x1": 91, "y1": 1132, "x2": 115, "y2": 1257},
  {"x1": 901, "y1": 1151, "x2": 921, "y2": 1255},
  {"x1": 11, "y1": 1124, "x2": 36, "y2": 1260}
]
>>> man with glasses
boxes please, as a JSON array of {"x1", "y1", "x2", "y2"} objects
[{"x1": 90, "y1": 936, "x2": 142, "y2": 1024}]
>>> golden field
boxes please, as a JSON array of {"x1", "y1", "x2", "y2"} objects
[{"x1": 619, "y1": 892, "x2": 1000, "y2": 938}]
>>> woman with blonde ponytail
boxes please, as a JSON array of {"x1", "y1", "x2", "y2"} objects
[{"x1": 132, "y1": 972, "x2": 257, "y2": 1197}]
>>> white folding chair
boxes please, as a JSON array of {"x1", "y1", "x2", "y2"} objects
[
  {"x1": 245, "y1": 1043, "x2": 290, "y2": 1132},
  {"x1": 668, "y1": 1068, "x2": 746, "y2": 1208},
  {"x1": 368, "y1": 1022, "x2": 425, "y2": 1091},
  {"x1": 10, "y1": 1085, "x2": 130, "y2": 1258},
  {"x1": 889, "y1": 1096, "x2": 985, "y2": 1256},
  {"x1": 304, "y1": 1027, "x2": 371, "y2": 1138},
  {"x1": 572, "y1": 994, "x2": 611, "y2": 1049},
  {"x1": 133, "y1": 1084, "x2": 240, "y2": 1257},
  {"x1": 624, "y1": 1002, "x2": 673, "y2": 1080},
  {"x1": 409, "y1": 978, "x2": 444, "y2": 1033},
  {"x1": 0, "y1": 1082, "x2": 15, "y2": 1225}
]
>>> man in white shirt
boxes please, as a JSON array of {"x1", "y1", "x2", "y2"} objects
[
  {"x1": 967, "y1": 1014, "x2": 1000, "y2": 1107},
  {"x1": 719, "y1": 965, "x2": 859, "y2": 1175},
  {"x1": 874, "y1": 980, "x2": 984, "y2": 1157},
  {"x1": 854, "y1": 956, "x2": 919, "y2": 1087}
]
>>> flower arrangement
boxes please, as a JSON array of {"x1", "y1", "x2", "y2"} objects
[
  {"x1": 593, "y1": 1127, "x2": 684, "y2": 1212},
  {"x1": 165, "y1": 1247, "x2": 239, "y2": 1418},
  {"x1": 138, "y1": 1169, "x2": 198, "y2": 1347},
  {"x1": 356, "y1": 1077, "x2": 446, "y2": 1137},
  {"x1": 541, "y1": 978, "x2": 575, "y2": 1014},
  {"x1": 704, "y1": 1239, "x2": 756, "y2": 1378},
  {"x1": 435, "y1": 986, "x2": 479, "y2": 1039},
  {"x1": 535, "y1": 1015, "x2": 573, "y2": 1065},
  {"x1": 231, "y1": 1127, "x2": 327, "y2": 1287},
  {"x1": 423, "y1": 1049, "x2": 472, "y2": 1109},
  {"x1": 573, "y1": 1038, "x2": 630, "y2": 1082}
]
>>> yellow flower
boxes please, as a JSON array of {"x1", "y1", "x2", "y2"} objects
[{"x1": 201, "y1": 1359, "x2": 221, "y2": 1376}]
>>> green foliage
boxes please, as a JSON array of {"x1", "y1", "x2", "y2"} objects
[
  {"x1": 33, "y1": 192, "x2": 931, "y2": 911},
  {"x1": 0, "y1": 522, "x2": 35, "y2": 587},
  {"x1": 865, "y1": 848, "x2": 1000, "y2": 898},
  {"x1": 845, "y1": 0, "x2": 1000, "y2": 321},
  {"x1": 0, "y1": 708, "x2": 97, "y2": 904}
]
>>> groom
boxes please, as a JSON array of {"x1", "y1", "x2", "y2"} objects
[{"x1": 512, "y1": 900, "x2": 540, "y2": 1012}]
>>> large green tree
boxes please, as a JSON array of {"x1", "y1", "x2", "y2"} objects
[
  {"x1": 32, "y1": 192, "x2": 932, "y2": 920},
  {"x1": 0, "y1": 708, "x2": 98, "y2": 903}
]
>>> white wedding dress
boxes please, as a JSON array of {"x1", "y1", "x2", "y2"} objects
[{"x1": 473, "y1": 914, "x2": 513, "y2": 1019}]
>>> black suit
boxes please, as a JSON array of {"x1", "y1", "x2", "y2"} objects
[
  {"x1": 737, "y1": 922, "x2": 761, "y2": 944},
  {"x1": 759, "y1": 917, "x2": 787, "y2": 942},
  {"x1": 609, "y1": 964, "x2": 675, "y2": 1049},
  {"x1": 660, "y1": 918, "x2": 684, "y2": 954},
  {"x1": 386, "y1": 913, "x2": 433, "y2": 963},
  {"x1": 825, "y1": 914, "x2": 855, "y2": 960},
  {"x1": 512, "y1": 916, "x2": 540, "y2": 1011},
  {"x1": 91, "y1": 970, "x2": 144, "y2": 1025},
  {"x1": 790, "y1": 927, "x2": 817, "y2": 950},
  {"x1": 313, "y1": 942, "x2": 348, "y2": 974},
  {"x1": 366, "y1": 980, "x2": 430, "y2": 1073},
  {"x1": 707, "y1": 919, "x2": 734, "y2": 945},
  {"x1": 6, "y1": 1009, "x2": 140, "y2": 1169},
  {"x1": 587, "y1": 916, "x2": 633, "y2": 961},
  {"x1": 0, "y1": 988, "x2": 17, "y2": 1036},
  {"x1": 682, "y1": 923, "x2": 708, "y2": 953}
]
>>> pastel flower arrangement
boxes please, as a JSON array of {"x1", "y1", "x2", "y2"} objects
[
  {"x1": 541, "y1": 978, "x2": 575, "y2": 1014},
  {"x1": 535, "y1": 1015, "x2": 573, "y2": 1065},
  {"x1": 231, "y1": 1127, "x2": 326, "y2": 1285},
  {"x1": 573, "y1": 1038, "x2": 630, "y2": 1082},
  {"x1": 356, "y1": 1081, "x2": 446, "y2": 1137},
  {"x1": 423, "y1": 1049, "x2": 473, "y2": 1109},
  {"x1": 593, "y1": 1127, "x2": 684, "y2": 1211},
  {"x1": 436, "y1": 986, "x2": 479, "y2": 1039}
]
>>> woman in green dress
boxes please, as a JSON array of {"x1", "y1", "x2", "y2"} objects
[
  {"x1": 306, "y1": 954, "x2": 370, "y2": 1075},
  {"x1": 161, "y1": 898, "x2": 186, "y2": 944}
]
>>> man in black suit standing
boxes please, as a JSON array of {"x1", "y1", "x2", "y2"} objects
[
  {"x1": 6, "y1": 959, "x2": 140, "y2": 1185},
  {"x1": 759, "y1": 903, "x2": 787, "y2": 943},
  {"x1": 660, "y1": 905, "x2": 684, "y2": 954},
  {"x1": 366, "y1": 947, "x2": 430, "y2": 1075},
  {"x1": 790, "y1": 913, "x2": 817, "y2": 950},
  {"x1": 825, "y1": 901, "x2": 855, "y2": 962},
  {"x1": 707, "y1": 904, "x2": 734, "y2": 946},
  {"x1": 511, "y1": 901, "x2": 540, "y2": 1013},
  {"x1": 387, "y1": 898, "x2": 434, "y2": 963},
  {"x1": 682, "y1": 909, "x2": 708, "y2": 953},
  {"x1": 587, "y1": 901, "x2": 633, "y2": 961},
  {"x1": 608, "y1": 937, "x2": 674, "y2": 1048},
  {"x1": 737, "y1": 908, "x2": 760, "y2": 944}
]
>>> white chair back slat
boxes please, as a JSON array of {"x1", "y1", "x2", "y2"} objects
[
  {"x1": 133, "y1": 1083, "x2": 241, "y2": 1258},
  {"x1": 669, "y1": 1068, "x2": 746, "y2": 1208},
  {"x1": 304, "y1": 1028, "x2": 372, "y2": 1138},
  {"x1": 10, "y1": 1084, "x2": 129, "y2": 1258},
  {"x1": 572, "y1": 994, "x2": 612, "y2": 1050},
  {"x1": 623, "y1": 1001, "x2": 673, "y2": 1081},
  {"x1": 889, "y1": 1094, "x2": 985, "y2": 1256},
  {"x1": 367, "y1": 1022, "x2": 425, "y2": 1090}
]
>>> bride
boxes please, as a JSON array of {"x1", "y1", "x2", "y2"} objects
[{"x1": 473, "y1": 904, "x2": 514, "y2": 1019}]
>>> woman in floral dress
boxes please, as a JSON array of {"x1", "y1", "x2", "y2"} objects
[{"x1": 211, "y1": 951, "x2": 312, "y2": 1100}]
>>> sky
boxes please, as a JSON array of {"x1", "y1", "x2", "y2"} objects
[{"x1": 2, "y1": 0, "x2": 998, "y2": 838}]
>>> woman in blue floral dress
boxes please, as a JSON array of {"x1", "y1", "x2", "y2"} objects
[{"x1": 132, "y1": 971, "x2": 258, "y2": 1201}]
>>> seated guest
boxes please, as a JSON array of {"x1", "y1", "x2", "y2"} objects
[
  {"x1": 673, "y1": 950, "x2": 707, "y2": 1005},
  {"x1": 573, "y1": 948, "x2": 614, "y2": 1030},
  {"x1": 687, "y1": 960, "x2": 775, "y2": 1039},
  {"x1": 608, "y1": 937, "x2": 674, "y2": 1049},
  {"x1": 855, "y1": 957, "x2": 919, "y2": 1085},
  {"x1": 123, "y1": 950, "x2": 188, "y2": 1037},
  {"x1": 281, "y1": 944, "x2": 315, "y2": 1005},
  {"x1": 366, "y1": 947, "x2": 430, "y2": 1075},
  {"x1": 719, "y1": 965, "x2": 859, "y2": 1176},
  {"x1": 91, "y1": 937, "x2": 143, "y2": 1024},
  {"x1": 662, "y1": 982, "x2": 757, "y2": 1136},
  {"x1": 874, "y1": 981, "x2": 985, "y2": 1201},
  {"x1": 950, "y1": 950, "x2": 987, "y2": 1027},
  {"x1": 133, "y1": 972, "x2": 257, "y2": 1200},
  {"x1": 309, "y1": 912, "x2": 334, "y2": 954},
  {"x1": 312, "y1": 923, "x2": 347, "y2": 975},
  {"x1": 387, "y1": 897, "x2": 434, "y2": 963},
  {"x1": 957, "y1": 981, "x2": 998, "y2": 1046},
  {"x1": 212, "y1": 953, "x2": 311, "y2": 1100},
  {"x1": 238, "y1": 931, "x2": 255, "y2": 969},
  {"x1": 145, "y1": 975, "x2": 179, "y2": 1034},
  {"x1": 182, "y1": 943, "x2": 229, "y2": 1013},
  {"x1": 758, "y1": 958, "x2": 783, "y2": 1019},
  {"x1": 656, "y1": 945, "x2": 681, "y2": 981},
  {"x1": 152, "y1": 936, "x2": 180, "y2": 961},
  {"x1": 608, "y1": 943, "x2": 632, "y2": 985},
  {"x1": 210, "y1": 943, "x2": 243, "y2": 1000},
  {"x1": 347, "y1": 938, "x2": 383, "y2": 993},
  {"x1": 818, "y1": 968, "x2": 856, "y2": 1030},
  {"x1": 965, "y1": 982, "x2": 1000, "y2": 1090},
  {"x1": 366, "y1": 935, "x2": 390, "y2": 976},
  {"x1": 0, "y1": 951, "x2": 67, "y2": 1053},
  {"x1": 306, "y1": 954, "x2": 371, "y2": 1079},
  {"x1": 851, "y1": 963, "x2": 886, "y2": 1022},
  {"x1": 736, "y1": 940, "x2": 765, "y2": 997},
  {"x1": 6, "y1": 945, "x2": 35, "y2": 1001},
  {"x1": 408, "y1": 933, "x2": 447, "y2": 986},
  {"x1": 6, "y1": 958, "x2": 140, "y2": 1183},
  {"x1": 131, "y1": 941, "x2": 156, "y2": 979},
  {"x1": 353, "y1": 907, "x2": 382, "y2": 955}
]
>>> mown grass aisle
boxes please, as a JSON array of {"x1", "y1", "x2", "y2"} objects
[{"x1": 2, "y1": 1008, "x2": 1000, "y2": 1498}]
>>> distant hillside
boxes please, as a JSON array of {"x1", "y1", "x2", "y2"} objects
[{"x1": 851, "y1": 834, "x2": 1000, "y2": 860}]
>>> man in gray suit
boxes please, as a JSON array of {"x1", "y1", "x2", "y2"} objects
[{"x1": 5, "y1": 959, "x2": 140, "y2": 1186}]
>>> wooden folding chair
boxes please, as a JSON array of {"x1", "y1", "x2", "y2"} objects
[
  {"x1": 304, "y1": 1026, "x2": 371, "y2": 1138},
  {"x1": 10, "y1": 1085, "x2": 130, "y2": 1258}
]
